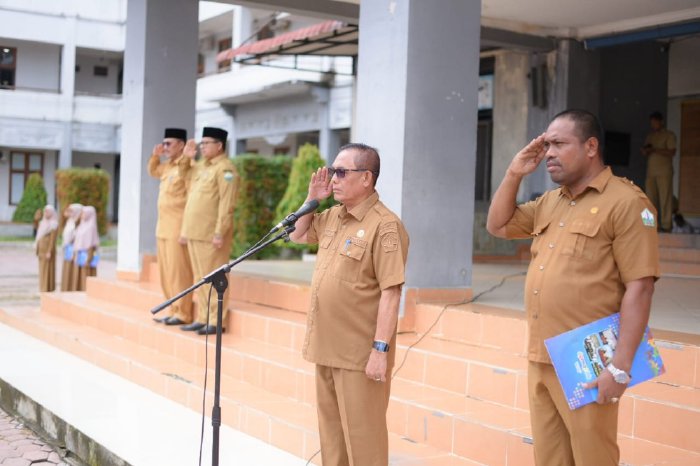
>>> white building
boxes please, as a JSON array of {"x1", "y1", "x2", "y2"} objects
[{"x1": 0, "y1": 0, "x2": 125, "y2": 222}]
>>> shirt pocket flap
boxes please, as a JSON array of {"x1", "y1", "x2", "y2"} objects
[
  {"x1": 341, "y1": 237, "x2": 367, "y2": 261},
  {"x1": 569, "y1": 219, "x2": 600, "y2": 237},
  {"x1": 319, "y1": 229, "x2": 335, "y2": 249}
]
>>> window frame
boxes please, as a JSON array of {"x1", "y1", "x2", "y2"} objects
[
  {"x1": 9, "y1": 151, "x2": 44, "y2": 205},
  {"x1": 0, "y1": 46, "x2": 18, "y2": 89}
]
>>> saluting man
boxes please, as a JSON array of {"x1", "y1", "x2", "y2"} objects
[
  {"x1": 148, "y1": 128, "x2": 194, "y2": 326},
  {"x1": 289, "y1": 143, "x2": 409, "y2": 466},
  {"x1": 179, "y1": 127, "x2": 238, "y2": 336}
]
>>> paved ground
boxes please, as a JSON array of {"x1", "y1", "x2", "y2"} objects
[{"x1": 0, "y1": 409, "x2": 70, "y2": 466}]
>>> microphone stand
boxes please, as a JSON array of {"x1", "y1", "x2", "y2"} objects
[{"x1": 150, "y1": 225, "x2": 296, "y2": 466}]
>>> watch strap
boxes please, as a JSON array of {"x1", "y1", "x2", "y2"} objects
[{"x1": 372, "y1": 340, "x2": 390, "y2": 353}]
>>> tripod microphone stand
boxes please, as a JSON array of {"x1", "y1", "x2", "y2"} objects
[{"x1": 150, "y1": 225, "x2": 296, "y2": 466}]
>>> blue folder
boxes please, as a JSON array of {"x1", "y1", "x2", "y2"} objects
[{"x1": 544, "y1": 312, "x2": 665, "y2": 410}]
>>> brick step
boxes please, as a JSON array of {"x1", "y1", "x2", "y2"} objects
[
  {"x1": 2, "y1": 307, "x2": 698, "y2": 466},
  {"x1": 0, "y1": 307, "x2": 489, "y2": 466},
  {"x1": 661, "y1": 260, "x2": 700, "y2": 277},
  {"x1": 659, "y1": 246, "x2": 700, "y2": 263},
  {"x1": 41, "y1": 288, "x2": 700, "y2": 455},
  {"x1": 658, "y1": 233, "x2": 700, "y2": 249}
]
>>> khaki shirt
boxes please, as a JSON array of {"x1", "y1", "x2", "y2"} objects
[
  {"x1": 645, "y1": 128, "x2": 676, "y2": 173},
  {"x1": 303, "y1": 192, "x2": 409, "y2": 371},
  {"x1": 180, "y1": 154, "x2": 238, "y2": 241},
  {"x1": 148, "y1": 153, "x2": 190, "y2": 240},
  {"x1": 505, "y1": 167, "x2": 660, "y2": 364}
]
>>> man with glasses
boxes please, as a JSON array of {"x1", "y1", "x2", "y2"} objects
[
  {"x1": 147, "y1": 128, "x2": 194, "y2": 326},
  {"x1": 289, "y1": 143, "x2": 409, "y2": 466},
  {"x1": 179, "y1": 127, "x2": 238, "y2": 335}
]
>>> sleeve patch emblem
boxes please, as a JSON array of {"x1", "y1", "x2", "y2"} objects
[
  {"x1": 381, "y1": 232, "x2": 399, "y2": 252},
  {"x1": 641, "y1": 208, "x2": 655, "y2": 227},
  {"x1": 223, "y1": 171, "x2": 234, "y2": 182}
]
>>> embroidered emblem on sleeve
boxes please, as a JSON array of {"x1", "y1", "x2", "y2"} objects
[
  {"x1": 641, "y1": 208, "x2": 655, "y2": 227},
  {"x1": 223, "y1": 171, "x2": 234, "y2": 182},
  {"x1": 379, "y1": 222, "x2": 399, "y2": 253}
]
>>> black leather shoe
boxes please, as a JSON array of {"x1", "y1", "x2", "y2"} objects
[
  {"x1": 165, "y1": 317, "x2": 187, "y2": 326},
  {"x1": 153, "y1": 316, "x2": 170, "y2": 324},
  {"x1": 181, "y1": 322, "x2": 206, "y2": 332},
  {"x1": 196, "y1": 325, "x2": 225, "y2": 336}
]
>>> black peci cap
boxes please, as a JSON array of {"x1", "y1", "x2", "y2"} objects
[
  {"x1": 164, "y1": 128, "x2": 187, "y2": 141},
  {"x1": 202, "y1": 127, "x2": 228, "y2": 144}
]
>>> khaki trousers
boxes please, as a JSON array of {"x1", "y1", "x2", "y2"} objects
[
  {"x1": 156, "y1": 237, "x2": 194, "y2": 322},
  {"x1": 645, "y1": 167, "x2": 673, "y2": 230},
  {"x1": 315, "y1": 365, "x2": 391, "y2": 466},
  {"x1": 528, "y1": 362, "x2": 619, "y2": 466},
  {"x1": 187, "y1": 238, "x2": 231, "y2": 327}
]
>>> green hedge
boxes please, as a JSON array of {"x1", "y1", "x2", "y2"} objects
[
  {"x1": 56, "y1": 168, "x2": 110, "y2": 235},
  {"x1": 12, "y1": 173, "x2": 48, "y2": 223},
  {"x1": 275, "y1": 144, "x2": 336, "y2": 252},
  {"x1": 231, "y1": 154, "x2": 292, "y2": 259}
]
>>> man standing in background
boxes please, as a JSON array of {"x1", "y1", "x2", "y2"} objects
[
  {"x1": 148, "y1": 128, "x2": 193, "y2": 326},
  {"x1": 641, "y1": 111, "x2": 676, "y2": 232},
  {"x1": 179, "y1": 127, "x2": 238, "y2": 336}
]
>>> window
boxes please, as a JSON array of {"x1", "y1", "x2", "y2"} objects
[
  {"x1": 93, "y1": 65, "x2": 108, "y2": 77},
  {"x1": 0, "y1": 46, "x2": 17, "y2": 89},
  {"x1": 9, "y1": 152, "x2": 44, "y2": 205},
  {"x1": 218, "y1": 38, "x2": 232, "y2": 72}
]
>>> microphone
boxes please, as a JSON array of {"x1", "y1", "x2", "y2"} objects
[{"x1": 269, "y1": 199, "x2": 320, "y2": 234}]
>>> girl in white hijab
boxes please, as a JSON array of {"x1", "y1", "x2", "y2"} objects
[
  {"x1": 35, "y1": 205, "x2": 59, "y2": 292},
  {"x1": 60, "y1": 203, "x2": 82, "y2": 291},
  {"x1": 71, "y1": 205, "x2": 100, "y2": 291}
]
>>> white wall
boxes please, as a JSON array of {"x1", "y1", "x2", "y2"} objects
[
  {"x1": 75, "y1": 54, "x2": 122, "y2": 95},
  {"x1": 0, "y1": 38, "x2": 60, "y2": 91},
  {"x1": 669, "y1": 37, "x2": 700, "y2": 98}
]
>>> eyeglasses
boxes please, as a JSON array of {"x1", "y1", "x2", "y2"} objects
[
  {"x1": 327, "y1": 167, "x2": 370, "y2": 179},
  {"x1": 199, "y1": 141, "x2": 219, "y2": 146}
]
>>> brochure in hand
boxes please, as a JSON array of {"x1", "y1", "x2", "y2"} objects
[{"x1": 544, "y1": 312, "x2": 665, "y2": 410}]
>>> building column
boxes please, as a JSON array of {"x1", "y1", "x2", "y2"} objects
[
  {"x1": 355, "y1": 0, "x2": 481, "y2": 303},
  {"x1": 59, "y1": 17, "x2": 77, "y2": 169},
  {"x1": 117, "y1": 0, "x2": 198, "y2": 277}
]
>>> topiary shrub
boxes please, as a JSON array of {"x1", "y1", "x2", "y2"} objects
[
  {"x1": 12, "y1": 173, "x2": 48, "y2": 223},
  {"x1": 231, "y1": 154, "x2": 292, "y2": 259},
  {"x1": 55, "y1": 168, "x2": 110, "y2": 235},
  {"x1": 275, "y1": 143, "x2": 336, "y2": 252}
]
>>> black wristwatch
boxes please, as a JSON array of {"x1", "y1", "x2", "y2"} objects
[{"x1": 372, "y1": 340, "x2": 390, "y2": 353}]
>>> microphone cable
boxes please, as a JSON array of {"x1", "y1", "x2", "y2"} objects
[{"x1": 305, "y1": 270, "x2": 527, "y2": 465}]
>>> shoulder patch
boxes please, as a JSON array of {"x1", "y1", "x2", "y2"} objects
[
  {"x1": 641, "y1": 208, "x2": 655, "y2": 227},
  {"x1": 379, "y1": 221, "x2": 400, "y2": 253},
  {"x1": 223, "y1": 170, "x2": 234, "y2": 182}
]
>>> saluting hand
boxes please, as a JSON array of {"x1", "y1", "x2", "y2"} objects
[
  {"x1": 307, "y1": 167, "x2": 333, "y2": 201},
  {"x1": 153, "y1": 143, "x2": 164, "y2": 157},
  {"x1": 508, "y1": 132, "x2": 547, "y2": 178},
  {"x1": 183, "y1": 139, "x2": 197, "y2": 159}
]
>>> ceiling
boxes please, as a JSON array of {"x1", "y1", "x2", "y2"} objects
[{"x1": 211, "y1": 0, "x2": 700, "y2": 39}]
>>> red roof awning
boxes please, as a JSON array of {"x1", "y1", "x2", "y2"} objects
[{"x1": 216, "y1": 20, "x2": 358, "y2": 64}]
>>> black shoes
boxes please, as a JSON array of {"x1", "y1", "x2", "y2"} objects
[
  {"x1": 153, "y1": 316, "x2": 170, "y2": 324},
  {"x1": 181, "y1": 322, "x2": 206, "y2": 332},
  {"x1": 196, "y1": 325, "x2": 225, "y2": 336},
  {"x1": 165, "y1": 317, "x2": 187, "y2": 326}
]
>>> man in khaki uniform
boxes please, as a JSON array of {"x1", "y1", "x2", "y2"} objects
[
  {"x1": 641, "y1": 111, "x2": 676, "y2": 232},
  {"x1": 148, "y1": 128, "x2": 194, "y2": 325},
  {"x1": 487, "y1": 110, "x2": 659, "y2": 466},
  {"x1": 179, "y1": 127, "x2": 238, "y2": 336},
  {"x1": 290, "y1": 143, "x2": 409, "y2": 466}
]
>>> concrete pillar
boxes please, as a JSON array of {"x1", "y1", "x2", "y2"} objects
[
  {"x1": 59, "y1": 17, "x2": 76, "y2": 169},
  {"x1": 117, "y1": 0, "x2": 198, "y2": 277},
  {"x1": 355, "y1": 0, "x2": 481, "y2": 293}
]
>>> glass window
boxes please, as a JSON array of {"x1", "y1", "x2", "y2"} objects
[
  {"x1": 8, "y1": 152, "x2": 44, "y2": 205},
  {"x1": 0, "y1": 47, "x2": 17, "y2": 88}
]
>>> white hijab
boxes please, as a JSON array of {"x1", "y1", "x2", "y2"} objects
[
  {"x1": 61, "y1": 203, "x2": 83, "y2": 248},
  {"x1": 34, "y1": 205, "x2": 59, "y2": 249},
  {"x1": 73, "y1": 206, "x2": 100, "y2": 251}
]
